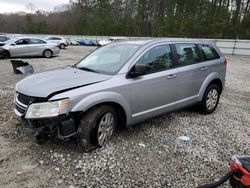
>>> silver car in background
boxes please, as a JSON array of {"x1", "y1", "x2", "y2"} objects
[
  {"x1": 0, "y1": 37, "x2": 60, "y2": 59},
  {"x1": 14, "y1": 39, "x2": 226, "y2": 151}
]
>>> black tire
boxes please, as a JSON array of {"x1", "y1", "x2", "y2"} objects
[
  {"x1": 34, "y1": 133, "x2": 49, "y2": 145},
  {"x1": 59, "y1": 43, "x2": 65, "y2": 49},
  {"x1": 1, "y1": 50, "x2": 10, "y2": 59},
  {"x1": 77, "y1": 105, "x2": 117, "y2": 152},
  {"x1": 43, "y1": 49, "x2": 52, "y2": 58},
  {"x1": 199, "y1": 84, "x2": 221, "y2": 114}
]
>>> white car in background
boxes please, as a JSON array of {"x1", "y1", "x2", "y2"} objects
[
  {"x1": 45, "y1": 36, "x2": 69, "y2": 49},
  {"x1": 97, "y1": 37, "x2": 126, "y2": 46},
  {"x1": 69, "y1": 39, "x2": 80, "y2": 46}
]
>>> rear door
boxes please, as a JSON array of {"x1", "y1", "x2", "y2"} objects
[
  {"x1": 198, "y1": 44, "x2": 223, "y2": 77},
  {"x1": 174, "y1": 43, "x2": 211, "y2": 107},
  {"x1": 26, "y1": 38, "x2": 47, "y2": 56},
  {"x1": 48, "y1": 37, "x2": 61, "y2": 45}
]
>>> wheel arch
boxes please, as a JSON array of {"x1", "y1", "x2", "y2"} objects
[
  {"x1": 198, "y1": 73, "x2": 224, "y2": 101},
  {"x1": 85, "y1": 101, "x2": 127, "y2": 129},
  {"x1": 43, "y1": 49, "x2": 53, "y2": 55},
  {"x1": 209, "y1": 79, "x2": 223, "y2": 94},
  {"x1": 71, "y1": 92, "x2": 132, "y2": 128}
]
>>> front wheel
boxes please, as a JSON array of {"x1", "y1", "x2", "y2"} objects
[
  {"x1": 199, "y1": 84, "x2": 221, "y2": 114},
  {"x1": 1, "y1": 50, "x2": 10, "y2": 59},
  {"x1": 77, "y1": 105, "x2": 116, "y2": 152}
]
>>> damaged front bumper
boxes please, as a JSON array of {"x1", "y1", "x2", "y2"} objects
[
  {"x1": 20, "y1": 115, "x2": 77, "y2": 140},
  {"x1": 14, "y1": 92, "x2": 77, "y2": 140}
]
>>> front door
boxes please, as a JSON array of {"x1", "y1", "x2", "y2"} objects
[
  {"x1": 128, "y1": 44, "x2": 178, "y2": 122},
  {"x1": 9, "y1": 38, "x2": 30, "y2": 57}
]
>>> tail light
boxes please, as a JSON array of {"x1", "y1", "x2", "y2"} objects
[{"x1": 224, "y1": 59, "x2": 228, "y2": 67}]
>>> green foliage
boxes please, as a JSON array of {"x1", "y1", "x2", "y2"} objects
[
  {"x1": 23, "y1": 14, "x2": 48, "y2": 34},
  {"x1": 1, "y1": 0, "x2": 250, "y2": 39}
]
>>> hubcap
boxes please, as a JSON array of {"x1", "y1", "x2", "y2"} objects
[
  {"x1": 45, "y1": 51, "x2": 51, "y2": 57},
  {"x1": 97, "y1": 112, "x2": 114, "y2": 146},
  {"x1": 206, "y1": 89, "x2": 218, "y2": 110}
]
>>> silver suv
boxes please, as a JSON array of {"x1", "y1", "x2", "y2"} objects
[{"x1": 14, "y1": 39, "x2": 226, "y2": 151}]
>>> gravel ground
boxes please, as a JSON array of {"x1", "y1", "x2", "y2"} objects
[{"x1": 0, "y1": 46, "x2": 249, "y2": 188}]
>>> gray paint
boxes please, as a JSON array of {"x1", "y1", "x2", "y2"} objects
[
  {"x1": 16, "y1": 67, "x2": 112, "y2": 97},
  {"x1": 15, "y1": 38, "x2": 226, "y2": 127}
]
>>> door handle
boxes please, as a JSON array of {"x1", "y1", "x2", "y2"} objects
[
  {"x1": 167, "y1": 74, "x2": 176, "y2": 79},
  {"x1": 201, "y1": 67, "x2": 208, "y2": 71}
]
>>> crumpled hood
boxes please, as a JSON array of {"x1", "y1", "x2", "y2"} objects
[{"x1": 16, "y1": 67, "x2": 112, "y2": 98}]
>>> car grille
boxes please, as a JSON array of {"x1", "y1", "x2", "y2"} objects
[
  {"x1": 15, "y1": 103, "x2": 26, "y2": 114},
  {"x1": 17, "y1": 93, "x2": 36, "y2": 106},
  {"x1": 14, "y1": 92, "x2": 46, "y2": 115}
]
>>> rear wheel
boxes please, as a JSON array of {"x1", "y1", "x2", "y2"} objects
[
  {"x1": 77, "y1": 105, "x2": 116, "y2": 152},
  {"x1": 43, "y1": 49, "x2": 52, "y2": 58},
  {"x1": 59, "y1": 43, "x2": 65, "y2": 49},
  {"x1": 200, "y1": 84, "x2": 220, "y2": 114}
]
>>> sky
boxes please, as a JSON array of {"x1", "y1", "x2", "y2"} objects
[{"x1": 0, "y1": 0, "x2": 70, "y2": 13}]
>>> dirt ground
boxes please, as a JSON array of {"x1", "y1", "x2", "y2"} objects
[{"x1": 0, "y1": 46, "x2": 249, "y2": 188}]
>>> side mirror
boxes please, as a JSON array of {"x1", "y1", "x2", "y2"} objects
[
  {"x1": 128, "y1": 64, "x2": 149, "y2": 78},
  {"x1": 11, "y1": 43, "x2": 16, "y2": 46}
]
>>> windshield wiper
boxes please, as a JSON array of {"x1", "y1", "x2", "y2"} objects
[{"x1": 77, "y1": 66, "x2": 99, "y2": 73}]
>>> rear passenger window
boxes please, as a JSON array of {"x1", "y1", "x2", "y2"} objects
[
  {"x1": 200, "y1": 45, "x2": 220, "y2": 60},
  {"x1": 175, "y1": 43, "x2": 201, "y2": 66},
  {"x1": 137, "y1": 44, "x2": 173, "y2": 74},
  {"x1": 28, "y1": 39, "x2": 46, "y2": 44}
]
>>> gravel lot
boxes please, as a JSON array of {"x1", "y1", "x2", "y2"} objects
[{"x1": 0, "y1": 46, "x2": 249, "y2": 188}]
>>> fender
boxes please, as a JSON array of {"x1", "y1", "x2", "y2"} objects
[
  {"x1": 71, "y1": 91, "x2": 132, "y2": 125},
  {"x1": 198, "y1": 72, "x2": 223, "y2": 101}
]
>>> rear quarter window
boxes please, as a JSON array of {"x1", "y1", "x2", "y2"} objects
[{"x1": 200, "y1": 44, "x2": 220, "y2": 60}]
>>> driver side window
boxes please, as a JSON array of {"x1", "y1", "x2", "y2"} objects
[{"x1": 137, "y1": 44, "x2": 173, "y2": 74}]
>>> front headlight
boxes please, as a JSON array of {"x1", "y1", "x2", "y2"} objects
[{"x1": 25, "y1": 98, "x2": 69, "y2": 119}]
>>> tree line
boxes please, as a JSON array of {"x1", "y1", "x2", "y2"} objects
[{"x1": 0, "y1": 0, "x2": 250, "y2": 39}]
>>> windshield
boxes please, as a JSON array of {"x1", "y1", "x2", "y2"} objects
[
  {"x1": 4, "y1": 38, "x2": 17, "y2": 45},
  {"x1": 0, "y1": 36, "x2": 10, "y2": 42},
  {"x1": 76, "y1": 43, "x2": 142, "y2": 75}
]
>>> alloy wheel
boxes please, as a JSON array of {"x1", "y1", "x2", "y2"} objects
[
  {"x1": 97, "y1": 112, "x2": 115, "y2": 146},
  {"x1": 206, "y1": 89, "x2": 218, "y2": 110}
]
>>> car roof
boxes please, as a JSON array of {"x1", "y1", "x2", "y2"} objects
[
  {"x1": 110, "y1": 37, "x2": 126, "y2": 40},
  {"x1": 118, "y1": 38, "x2": 215, "y2": 46},
  {"x1": 13, "y1": 36, "x2": 45, "y2": 40},
  {"x1": 46, "y1": 36, "x2": 62, "y2": 38}
]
